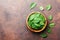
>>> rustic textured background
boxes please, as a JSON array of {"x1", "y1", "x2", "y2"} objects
[{"x1": 0, "y1": 0, "x2": 60, "y2": 40}]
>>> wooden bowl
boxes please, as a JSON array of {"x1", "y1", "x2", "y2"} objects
[{"x1": 26, "y1": 12, "x2": 47, "y2": 32}]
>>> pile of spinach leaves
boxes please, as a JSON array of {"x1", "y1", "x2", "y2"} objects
[
  {"x1": 28, "y1": 2, "x2": 55, "y2": 38},
  {"x1": 28, "y1": 12, "x2": 46, "y2": 30}
]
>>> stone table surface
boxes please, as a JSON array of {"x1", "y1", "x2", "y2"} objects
[{"x1": 0, "y1": 0, "x2": 60, "y2": 40}]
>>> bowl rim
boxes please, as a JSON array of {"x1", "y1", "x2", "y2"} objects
[{"x1": 26, "y1": 12, "x2": 47, "y2": 32}]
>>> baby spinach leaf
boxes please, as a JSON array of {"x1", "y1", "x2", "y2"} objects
[
  {"x1": 40, "y1": 33, "x2": 47, "y2": 38},
  {"x1": 31, "y1": 24, "x2": 36, "y2": 28},
  {"x1": 40, "y1": 21, "x2": 44, "y2": 25},
  {"x1": 31, "y1": 23, "x2": 39, "y2": 30},
  {"x1": 28, "y1": 12, "x2": 45, "y2": 30},
  {"x1": 39, "y1": 25, "x2": 44, "y2": 29},
  {"x1": 35, "y1": 13, "x2": 40, "y2": 17},
  {"x1": 30, "y1": 2, "x2": 37, "y2": 9},
  {"x1": 48, "y1": 15, "x2": 53, "y2": 21},
  {"x1": 39, "y1": 6, "x2": 44, "y2": 11},
  {"x1": 29, "y1": 14, "x2": 35, "y2": 21},
  {"x1": 28, "y1": 21, "x2": 33, "y2": 27},
  {"x1": 39, "y1": 15, "x2": 45, "y2": 22},
  {"x1": 34, "y1": 23, "x2": 40, "y2": 27},
  {"x1": 46, "y1": 4, "x2": 52, "y2": 11},
  {"x1": 46, "y1": 28, "x2": 51, "y2": 33},
  {"x1": 49, "y1": 22, "x2": 55, "y2": 28},
  {"x1": 33, "y1": 17, "x2": 41, "y2": 23}
]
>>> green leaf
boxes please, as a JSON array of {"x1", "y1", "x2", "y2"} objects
[
  {"x1": 34, "y1": 23, "x2": 40, "y2": 27},
  {"x1": 46, "y1": 4, "x2": 52, "y2": 11},
  {"x1": 33, "y1": 20, "x2": 40, "y2": 23},
  {"x1": 39, "y1": 6, "x2": 44, "y2": 11},
  {"x1": 33, "y1": 18, "x2": 41, "y2": 23},
  {"x1": 28, "y1": 21, "x2": 32, "y2": 26},
  {"x1": 40, "y1": 33, "x2": 47, "y2": 38},
  {"x1": 48, "y1": 15, "x2": 53, "y2": 21},
  {"x1": 39, "y1": 15, "x2": 45, "y2": 22},
  {"x1": 29, "y1": 14, "x2": 35, "y2": 21},
  {"x1": 28, "y1": 12, "x2": 46, "y2": 30},
  {"x1": 31, "y1": 23, "x2": 39, "y2": 30},
  {"x1": 39, "y1": 25, "x2": 44, "y2": 29},
  {"x1": 49, "y1": 22, "x2": 55, "y2": 28},
  {"x1": 40, "y1": 21, "x2": 44, "y2": 25},
  {"x1": 46, "y1": 28, "x2": 51, "y2": 33},
  {"x1": 33, "y1": 13, "x2": 41, "y2": 23},
  {"x1": 31, "y1": 24, "x2": 36, "y2": 28},
  {"x1": 30, "y1": 2, "x2": 37, "y2": 9},
  {"x1": 35, "y1": 13, "x2": 40, "y2": 17}
]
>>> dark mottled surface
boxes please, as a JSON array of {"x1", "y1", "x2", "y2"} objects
[{"x1": 0, "y1": 0, "x2": 60, "y2": 40}]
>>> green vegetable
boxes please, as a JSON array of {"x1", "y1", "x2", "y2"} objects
[
  {"x1": 28, "y1": 21, "x2": 32, "y2": 26},
  {"x1": 29, "y1": 2, "x2": 55, "y2": 38},
  {"x1": 29, "y1": 14, "x2": 35, "y2": 21},
  {"x1": 46, "y1": 4, "x2": 52, "y2": 10},
  {"x1": 40, "y1": 15, "x2": 45, "y2": 22},
  {"x1": 46, "y1": 28, "x2": 51, "y2": 33},
  {"x1": 31, "y1": 23, "x2": 37, "y2": 29},
  {"x1": 30, "y1": 2, "x2": 37, "y2": 9},
  {"x1": 40, "y1": 21, "x2": 44, "y2": 25},
  {"x1": 49, "y1": 22, "x2": 55, "y2": 28},
  {"x1": 40, "y1": 33, "x2": 47, "y2": 38},
  {"x1": 48, "y1": 15, "x2": 53, "y2": 21},
  {"x1": 39, "y1": 6, "x2": 44, "y2": 11},
  {"x1": 28, "y1": 12, "x2": 46, "y2": 30}
]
